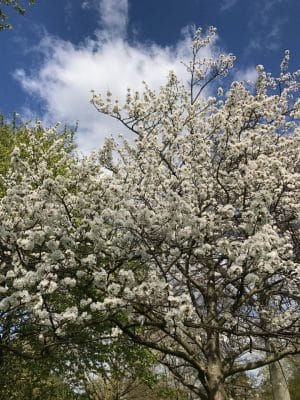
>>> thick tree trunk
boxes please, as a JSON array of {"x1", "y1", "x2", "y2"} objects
[
  {"x1": 269, "y1": 361, "x2": 291, "y2": 400},
  {"x1": 206, "y1": 278, "x2": 227, "y2": 400},
  {"x1": 209, "y1": 383, "x2": 226, "y2": 400},
  {"x1": 207, "y1": 361, "x2": 226, "y2": 400}
]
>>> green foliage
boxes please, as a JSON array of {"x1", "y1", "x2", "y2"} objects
[
  {"x1": 0, "y1": 113, "x2": 17, "y2": 196},
  {"x1": 0, "y1": 0, "x2": 35, "y2": 30},
  {"x1": 287, "y1": 356, "x2": 300, "y2": 400},
  {"x1": 152, "y1": 380, "x2": 191, "y2": 400},
  {"x1": 0, "y1": 113, "x2": 76, "y2": 197},
  {"x1": 0, "y1": 350, "x2": 85, "y2": 400},
  {"x1": 257, "y1": 358, "x2": 300, "y2": 400},
  {"x1": 226, "y1": 372, "x2": 259, "y2": 399},
  {"x1": 84, "y1": 373, "x2": 191, "y2": 400}
]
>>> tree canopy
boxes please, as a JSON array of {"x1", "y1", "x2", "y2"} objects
[{"x1": 0, "y1": 27, "x2": 300, "y2": 400}]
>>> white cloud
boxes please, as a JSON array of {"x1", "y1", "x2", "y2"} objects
[
  {"x1": 233, "y1": 66, "x2": 257, "y2": 83},
  {"x1": 14, "y1": 0, "x2": 216, "y2": 154},
  {"x1": 15, "y1": 35, "x2": 193, "y2": 153}
]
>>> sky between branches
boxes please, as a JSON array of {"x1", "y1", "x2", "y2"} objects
[{"x1": 0, "y1": 0, "x2": 299, "y2": 153}]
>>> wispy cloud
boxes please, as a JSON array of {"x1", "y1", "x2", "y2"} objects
[
  {"x1": 254, "y1": 0, "x2": 287, "y2": 26},
  {"x1": 219, "y1": 0, "x2": 288, "y2": 54},
  {"x1": 219, "y1": 0, "x2": 239, "y2": 12},
  {"x1": 14, "y1": 0, "x2": 215, "y2": 153},
  {"x1": 64, "y1": 0, "x2": 74, "y2": 31},
  {"x1": 246, "y1": 0, "x2": 289, "y2": 54},
  {"x1": 81, "y1": 1, "x2": 91, "y2": 10},
  {"x1": 98, "y1": 0, "x2": 129, "y2": 38},
  {"x1": 264, "y1": 18, "x2": 287, "y2": 51}
]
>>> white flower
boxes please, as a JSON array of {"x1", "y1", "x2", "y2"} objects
[
  {"x1": 62, "y1": 277, "x2": 77, "y2": 287},
  {"x1": 38, "y1": 279, "x2": 58, "y2": 294},
  {"x1": 90, "y1": 301, "x2": 105, "y2": 312},
  {"x1": 111, "y1": 327, "x2": 122, "y2": 337},
  {"x1": 107, "y1": 283, "x2": 121, "y2": 296},
  {"x1": 244, "y1": 273, "x2": 259, "y2": 284},
  {"x1": 50, "y1": 250, "x2": 64, "y2": 262},
  {"x1": 228, "y1": 265, "x2": 243, "y2": 276},
  {"x1": 82, "y1": 254, "x2": 97, "y2": 266},
  {"x1": 0, "y1": 286, "x2": 8, "y2": 294},
  {"x1": 18, "y1": 238, "x2": 35, "y2": 251},
  {"x1": 93, "y1": 270, "x2": 107, "y2": 286},
  {"x1": 61, "y1": 307, "x2": 78, "y2": 322}
]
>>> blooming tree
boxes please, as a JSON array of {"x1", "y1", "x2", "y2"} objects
[
  {"x1": 0, "y1": 122, "x2": 86, "y2": 368},
  {"x1": 1, "y1": 27, "x2": 300, "y2": 400},
  {"x1": 91, "y1": 28, "x2": 300, "y2": 399},
  {"x1": 0, "y1": 120, "x2": 157, "y2": 395}
]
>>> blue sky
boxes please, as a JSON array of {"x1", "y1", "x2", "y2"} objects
[{"x1": 1, "y1": 0, "x2": 299, "y2": 152}]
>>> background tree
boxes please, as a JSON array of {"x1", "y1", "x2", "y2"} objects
[
  {"x1": 225, "y1": 372, "x2": 259, "y2": 400},
  {"x1": 83, "y1": 345, "x2": 191, "y2": 400},
  {"x1": 0, "y1": 117, "x2": 77, "y2": 365},
  {"x1": 0, "y1": 116, "x2": 172, "y2": 400},
  {"x1": 0, "y1": 0, "x2": 35, "y2": 30},
  {"x1": 0, "y1": 117, "x2": 86, "y2": 399},
  {"x1": 0, "y1": 352, "x2": 85, "y2": 400},
  {"x1": 287, "y1": 356, "x2": 300, "y2": 400},
  {"x1": 0, "y1": 114, "x2": 76, "y2": 197},
  {"x1": 259, "y1": 356, "x2": 300, "y2": 400},
  {"x1": 0, "y1": 113, "x2": 21, "y2": 196},
  {"x1": 269, "y1": 361, "x2": 291, "y2": 400}
]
